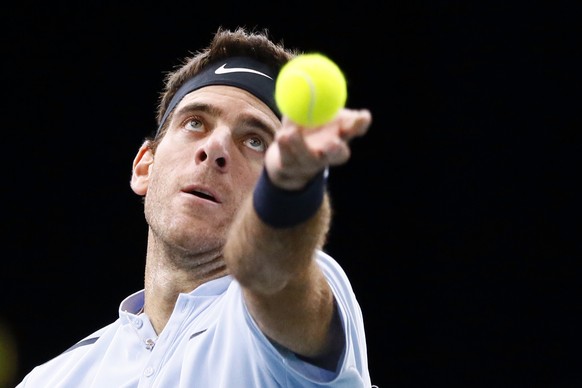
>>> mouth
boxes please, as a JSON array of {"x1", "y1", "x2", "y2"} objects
[
  {"x1": 190, "y1": 189, "x2": 217, "y2": 202},
  {"x1": 184, "y1": 186, "x2": 221, "y2": 203}
]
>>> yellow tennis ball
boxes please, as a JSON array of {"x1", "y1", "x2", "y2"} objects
[{"x1": 275, "y1": 53, "x2": 347, "y2": 127}]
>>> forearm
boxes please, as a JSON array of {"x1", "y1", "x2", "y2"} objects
[{"x1": 223, "y1": 188, "x2": 331, "y2": 295}]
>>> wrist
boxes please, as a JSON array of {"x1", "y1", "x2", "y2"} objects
[{"x1": 253, "y1": 168, "x2": 327, "y2": 228}]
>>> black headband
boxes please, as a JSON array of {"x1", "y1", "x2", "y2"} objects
[{"x1": 157, "y1": 56, "x2": 280, "y2": 133}]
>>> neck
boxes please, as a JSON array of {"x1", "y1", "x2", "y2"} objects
[{"x1": 142, "y1": 237, "x2": 228, "y2": 334}]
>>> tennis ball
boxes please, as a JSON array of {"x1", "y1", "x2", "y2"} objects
[{"x1": 275, "y1": 53, "x2": 347, "y2": 127}]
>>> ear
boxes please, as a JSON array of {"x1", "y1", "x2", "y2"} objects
[{"x1": 130, "y1": 141, "x2": 154, "y2": 196}]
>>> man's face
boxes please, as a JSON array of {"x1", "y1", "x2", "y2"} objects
[{"x1": 136, "y1": 85, "x2": 280, "y2": 254}]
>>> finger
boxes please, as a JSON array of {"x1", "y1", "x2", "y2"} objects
[
  {"x1": 320, "y1": 138, "x2": 351, "y2": 166},
  {"x1": 276, "y1": 124, "x2": 317, "y2": 166},
  {"x1": 338, "y1": 109, "x2": 372, "y2": 141}
]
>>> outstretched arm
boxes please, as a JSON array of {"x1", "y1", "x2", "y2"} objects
[{"x1": 223, "y1": 108, "x2": 372, "y2": 364}]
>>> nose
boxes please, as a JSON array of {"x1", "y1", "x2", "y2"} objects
[{"x1": 194, "y1": 126, "x2": 232, "y2": 171}]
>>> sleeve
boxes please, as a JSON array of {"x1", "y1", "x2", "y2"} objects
[{"x1": 240, "y1": 249, "x2": 372, "y2": 387}]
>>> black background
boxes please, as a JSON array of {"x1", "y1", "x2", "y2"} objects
[{"x1": 1, "y1": 2, "x2": 580, "y2": 387}]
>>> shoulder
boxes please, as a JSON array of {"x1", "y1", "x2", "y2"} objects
[
  {"x1": 15, "y1": 320, "x2": 121, "y2": 387},
  {"x1": 315, "y1": 249, "x2": 372, "y2": 384},
  {"x1": 314, "y1": 250, "x2": 356, "y2": 295}
]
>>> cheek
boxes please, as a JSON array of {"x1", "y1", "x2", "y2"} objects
[
  {"x1": 144, "y1": 165, "x2": 170, "y2": 205},
  {"x1": 147, "y1": 148, "x2": 186, "y2": 192},
  {"x1": 236, "y1": 160, "x2": 264, "y2": 188},
  {"x1": 153, "y1": 143, "x2": 191, "y2": 174},
  {"x1": 225, "y1": 163, "x2": 261, "y2": 206}
]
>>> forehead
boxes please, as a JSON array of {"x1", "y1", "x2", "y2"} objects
[{"x1": 176, "y1": 85, "x2": 280, "y2": 122}]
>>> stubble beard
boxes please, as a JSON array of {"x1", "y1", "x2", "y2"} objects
[{"x1": 143, "y1": 184, "x2": 229, "y2": 272}]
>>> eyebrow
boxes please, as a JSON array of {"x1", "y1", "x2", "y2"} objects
[
  {"x1": 172, "y1": 102, "x2": 221, "y2": 123},
  {"x1": 172, "y1": 102, "x2": 277, "y2": 137}
]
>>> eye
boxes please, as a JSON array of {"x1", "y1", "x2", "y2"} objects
[
  {"x1": 184, "y1": 117, "x2": 204, "y2": 132},
  {"x1": 243, "y1": 136, "x2": 267, "y2": 152}
]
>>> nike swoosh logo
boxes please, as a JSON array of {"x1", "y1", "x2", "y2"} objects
[
  {"x1": 215, "y1": 64, "x2": 273, "y2": 80},
  {"x1": 189, "y1": 329, "x2": 208, "y2": 340}
]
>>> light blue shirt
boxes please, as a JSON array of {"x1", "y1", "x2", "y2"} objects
[{"x1": 17, "y1": 250, "x2": 371, "y2": 387}]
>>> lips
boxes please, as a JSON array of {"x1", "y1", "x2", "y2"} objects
[
  {"x1": 191, "y1": 189, "x2": 216, "y2": 202},
  {"x1": 183, "y1": 185, "x2": 221, "y2": 203}
]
